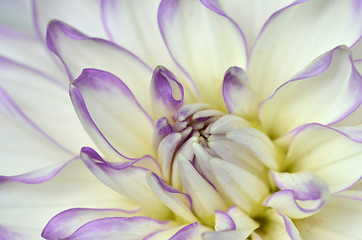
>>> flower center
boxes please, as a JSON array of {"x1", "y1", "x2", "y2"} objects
[{"x1": 153, "y1": 103, "x2": 277, "y2": 228}]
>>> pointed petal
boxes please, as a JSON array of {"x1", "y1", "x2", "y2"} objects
[
  {"x1": 249, "y1": 0, "x2": 362, "y2": 100},
  {"x1": 0, "y1": 159, "x2": 130, "y2": 239},
  {"x1": 295, "y1": 197, "x2": 362, "y2": 239},
  {"x1": 70, "y1": 68, "x2": 154, "y2": 159},
  {"x1": 158, "y1": 0, "x2": 247, "y2": 107},
  {"x1": 80, "y1": 147, "x2": 170, "y2": 217},
  {"x1": 222, "y1": 67, "x2": 258, "y2": 119},
  {"x1": 214, "y1": 211, "x2": 235, "y2": 231},
  {"x1": 151, "y1": 66, "x2": 184, "y2": 120},
  {"x1": 207, "y1": 0, "x2": 294, "y2": 51},
  {"x1": 260, "y1": 46, "x2": 362, "y2": 138},
  {"x1": 285, "y1": 123, "x2": 362, "y2": 193},
  {"x1": 46, "y1": 20, "x2": 153, "y2": 112},
  {"x1": 178, "y1": 155, "x2": 228, "y2": 226}
]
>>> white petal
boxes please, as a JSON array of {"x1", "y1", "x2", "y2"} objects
[
  {"x1": 255, "y1": 209, "x2": 295, "y2": 240},
  {"x1": 178, "y1": 155, "x2": 228, "y2": 226},
  {"x1": 210, "y1": 158, "x2": 269, "y2": 215},
  {"x1": 0, "y1": 87, "x2": 74, "y2": 178},
  {"x1": 70, "y1": 69, "x2": 154, "y2": 159},
  {"x1": 295, "y1": 197, "x2": 362, "y2": 239},
  {"x1": 46, "y1": 20, "x2": 153, "y2": 112},
  {"x1": 0, "y1": 57, "x2": 93, "y2": 154},
  {"x1": 159, "y1": 0, "x2": 247, "y2": 107},
  {"x1": 80, "y1": 147, "x2": 170, "y2": 218},
  {"x1": 147, "y1": 172, "x2": 198, "y2": 223},
  {"x1": 226, "y1": 128, "x2": 279, "y2": 170},
  {"x1": 0, "y1": 27, "x2": 66, "y2": 86},
  {"x1": 205, "y1": 0, "x2": 294, "y2": 51},
  {"x1": 260, "y1": 46, "x2": 362, "y2": 138},
  {"x1": 42, "y1": 208, "x2": 140, "y2": 239},
  {"x1": 203, "y1": 230, "x2": 251, "y2": 240},
  {"x1": 208, "y1": 135, "x2": 265, "y2": 177},
  {"x1": 0, "y1": 159, "x2": 131, "y2": 239},
  {"x1": 285, "y1": 124, "x2": 362, "y2": 193},
  {"x1": 249, "y1": 0, "x2": 362, "y2": 100},
  {"x1": 169, "y1": 222, "x2": 211, "y2": 240},
  {"x1": 33, "y1": 0, "x2": 107, "y2": 40},
  {"x1": 101, "y1": 0, "x2": 195, "y2": 98}
]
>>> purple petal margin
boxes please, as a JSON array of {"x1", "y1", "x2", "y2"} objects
[
  {"x1": 169, "y1": 222, "x2": 202, "y2": 240},
  {"x1": 70, "y1": 68, "x2": 156, "y2": 163},
  {"x1": 46, "y1": 20, "x2": 153, "y2": 81},
  {"x1": 157, "y1": 0, "x2": 200, "y2": 97},
  {"x1": 0, "y1": 156, "x2": 78, "y2": 184},
  {"x1": 42, "y1": 207, "x2": 141, "y2": 239},
  {"x1": 200, "y1": 0, "x2": 248, "y2": 62},
  {"x1": 278, "y1": 212, "x2": 302, "y2": 240},
  {"x1": 46, "y1": 216, "x2": 170, "y2": 240},
  {"x1": 151, "y1": 65, "x2": 184, "y2": 116}
]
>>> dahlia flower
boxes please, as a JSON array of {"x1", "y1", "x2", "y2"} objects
[{"x1": 1, "y1": 0, "x2": 362, "y2": 239}]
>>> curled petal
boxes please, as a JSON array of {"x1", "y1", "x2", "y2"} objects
[
  {"x1": 222, "y1": 67, "x2": 258, "y2": 119},
  {"x1": 151, "y1": 66, "x2": 184, "y2": 120},
  {"x1": 280, "y1": 123, "x2": 362, "y2": 193},
  {"x1": 265, "y1": 172, "x2": 330, "y2": 219}
]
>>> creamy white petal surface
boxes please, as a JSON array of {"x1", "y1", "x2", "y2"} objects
[{"x1": 1, "y1": 0, "x2": 362, "y2": 239}]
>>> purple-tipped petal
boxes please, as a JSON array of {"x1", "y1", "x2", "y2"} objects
[
  {"x1": 70, "y1": 68, "x2": 154, "y2": 159},
  {"x1": 80, "y1": 147, "x2": 170, "y2": 217},
  {"x1": 151, "y1": 66, "x2": 184, "y2": 120},
  {"x1": 222, "y1": 67, "x2": 257, "y2": 118},
  {"x1": 260, "y1": 46, "x2": 362, "y2": 138},
  {"x1": 214, "y1": 210, "x2": 235, "y2": 231},
  {"x1": 249, "y1": 0, "x2": 362, "y2": 100},
  {"x1": 158, "y1": 0, "x2": 247, "y2": 108},
  {"x1": 169, "y1": 222, "x2": 211, "y2": 240},
  {"x1": 147, "y1": 172, "x2": 197, "y2": 223},
  {"x1": 279, "y1": 123, "x2": 362, "y2": 193},
  {"x1": 46, "y1": 20, "x2": 153, "y2": 112},
  {"x1": 152, "y1": 117, "x2": 172, "y2": 151},
  {"x1": 57, "y1": 217, "x2": 173, "y2": 240},
  {"x1": 278, "y1": 213, "x2": 302, "y2": 240},
  {"x1": 265, "y1": 172, "x2": 330, "y2": 219},
  {"x1": 42, "y1": 208, "x2": 140, "y2": 239}
]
